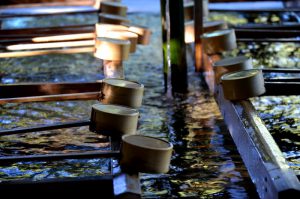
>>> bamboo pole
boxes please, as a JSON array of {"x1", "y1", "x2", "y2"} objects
[
  {"x1": 0, "y1": 24, "x2": 94, "y2": 36},
  {"x1": 0, "y1": 82, "x2": 101, "y2": 98},
  {"x1": 0, "y1": 33, "x2": 95, "y2": 45},
  {"x1": 160, "y1": 0, "x2": 188, "y2": 93},
  {"x1": 5, "y1": 39, "x2": 94, "y2": 50},
  {"x1": 0, "y1": 120, "x2": 91, "y2": 136},
  {"x1": 0, "y1": 151, "x2": 119, "y2": 163},
  {"x1": 31, "y1": 32, "x2": 94, "y2": 42},
  {"x1": 0, "y1": 92, "x2": 100, "y2": 104},
  {"x1": 0, "y1": 47, "x2": 94, "y2": 58}
]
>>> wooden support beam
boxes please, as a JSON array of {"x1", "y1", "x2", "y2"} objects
[
  {"x1": 0, "y1": 82, "x2": 101, "y2": 98},
  {"x1": 0, "y1": 120, "x2": 91, "y2": 136},
  {"x1": 3, "y1": 39, "x2": 94, "y2": 50},
  {"x1": 0, "y1": 24, "x2": 94, "y2": 37},
  {"x1": 0, "y1": 92, "x2": 100, "y2": 104},
  {"x1": 0, "y1": 33, "x2": 95, "y2": 44}
]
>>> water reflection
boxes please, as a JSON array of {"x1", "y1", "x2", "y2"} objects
[
  {"x1": 209, "y1": 11, "x2": 299, "y2": 25},
  {"x1": 139, "y1": 80, "x2": 257, "y2": 198},
  {"x1": 226, "y1": 42, "x2": 300, "y2": 68},
  {"x1": 252, "y1": 96, "x2": 300, "y2": 176},
  {"x1": 0, "y1": 159, "x2": 110, "y2": 181}
]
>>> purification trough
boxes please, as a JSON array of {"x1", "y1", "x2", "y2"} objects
[
  {"x1": 199, "y1": 11, "x2": 300, "y2": 199},
  {"x1": 1, "y1": 0, "x2": 300, "y2": 198},
  {"x1": 179, "y1": 1, "x2": 300, "y2": 198}
]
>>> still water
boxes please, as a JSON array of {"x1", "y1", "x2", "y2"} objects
[{"x1": 0, "y1": 12, "x2": 261, "y2": 198}]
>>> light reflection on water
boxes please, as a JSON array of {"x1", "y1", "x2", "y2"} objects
[
  {"x1": 139, "y1": 79, "x2": 257, "y2": 198},
  {"x1": 252, "y1": 96, "x2": 300, "y2": 176},
  {"x1": 209, "y1": 11, "x2": 299, "y2": 25},
  {"x1": 0, "y1": 13, "x2": 259, "y2": 198},
  {"x1": 0, "y1": 159, "x2": 111, "y2": 181},
  {"x1": 227, "y1": 42, "x2": 300, "y2": 69}
]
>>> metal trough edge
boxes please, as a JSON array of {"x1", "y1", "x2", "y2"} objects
[{"x1": 215, "y1": 85, "x2": 300, "y2": 199}]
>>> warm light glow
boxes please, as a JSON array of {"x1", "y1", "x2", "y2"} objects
[
  {"x1": 104, "y1": 30, "x2": 138, "y2": 53},
  {"x1": 124, "y1": 23, "x2": 149, "y2": 35},
  {"x1": 185, "y1": 21, "x2": 195, "y2": 43},
  {"x1": 32, "y1": 33, "x2": 94, "y2": 42},
  {"x1": 0, "y1": 47, "x2": 94, "y2": 58},
  {"x1": 7, "y1": 40, "x2": 95, "y2": 51},
  {"x1": 184, "y1": 20, "x2": 228, "y2": 44},
  {"x1": 94, "y1": 37, "x2": 130, "y2": 61},
  {"x1": 107, "y1": 30, "x2": 138, "y2": 39},
  {"x1": 128, "y1": 26, "x2": 144, "y2": 35},
  {"x1": 95, "y1": 23, "x2": 128, "y2": 37},
  {"x1": 124, "y1": 24, "x2": 151, "y2": 45}
]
